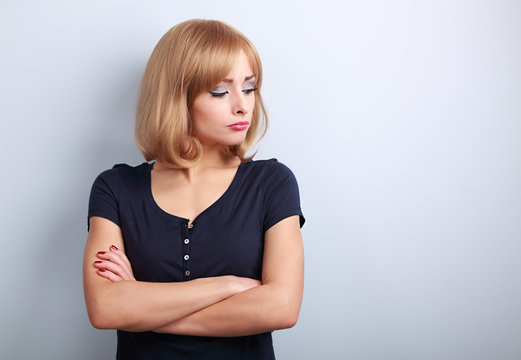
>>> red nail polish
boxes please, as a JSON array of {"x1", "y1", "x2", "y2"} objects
[
  {"x1": 94, "y1": 261, "x2": 102, "y2": 264},
  {"x1": 97, "y1": 251, "x2": 106, "y2": 255},
  {"x1": 99, "y1": 269, "x2": 106, "y2": 272},
  {"x1": 110, "y1": 245, "x2": 118, "y2": 251}
]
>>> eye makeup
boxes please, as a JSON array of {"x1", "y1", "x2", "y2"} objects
[
  {"x1": 242, "y1": 87, "x2": 258, "y2": 94},
  {"x1": 209, "y1": 86, "x2": 258, "y2": 97},
  {"x1": 209, "y1": 89, "x2": 229, "y2": 97},
  {"x1": 242, "y1": 81, "x2": 257, "y2": 94},
  {"x1": 209, "y1": 79, "x2": 258, "y2": 97}
]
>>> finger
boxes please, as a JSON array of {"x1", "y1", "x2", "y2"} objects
[
  {"x1": 108, "y1": 245, "x2": 135, "y2": 279},
  {"x1": 94, "y1": 260, "x2": 132, "y2": 280},
  {"x1": 96, "y1": 247, "x2": 135, "y2": 281},
  {"x1": 96, "y1": 250, "x2": 132, "y2": 275},
  {"x1": 97, "y1": 268, "x2": 123, "y2": 282}
]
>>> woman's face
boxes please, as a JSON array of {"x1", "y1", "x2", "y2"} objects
[{"x1": 190, "y1": 50, "x2": 256, "y2": 148}]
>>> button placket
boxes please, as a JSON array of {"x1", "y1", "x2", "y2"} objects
[{"x1": 182, "y1": 220, "x2": 193, "y2": 280}]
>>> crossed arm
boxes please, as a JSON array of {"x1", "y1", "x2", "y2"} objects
[{"x1": 83, "y1": 215, "x2": 304, "y2": 336}]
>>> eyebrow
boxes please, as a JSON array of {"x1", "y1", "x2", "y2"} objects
[{"x1": 222, "y1": 75, "x2": 256, "y2": 83}]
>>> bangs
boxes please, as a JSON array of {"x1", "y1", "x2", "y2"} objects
[{"x1": 186, "y1": 22, "x2": 261, "y2": 105}]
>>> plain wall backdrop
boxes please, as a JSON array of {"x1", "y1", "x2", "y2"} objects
[{"x1": 1, "y1": 1, "x2": 520, "y2": 359}]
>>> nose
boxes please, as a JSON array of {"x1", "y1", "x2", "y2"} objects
[{"x1": 231, "y1": 90, "x2": 249, "y2": 116}]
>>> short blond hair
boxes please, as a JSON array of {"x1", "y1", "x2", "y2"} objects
[{"x1": 135, "y1": 19, "x2": 268, "y2": 168}]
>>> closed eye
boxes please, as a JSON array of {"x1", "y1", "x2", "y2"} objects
[
  {"x1": 243, "y1": 87, "x2": 258, "y2": 94},
  {"x1": 209, "y1": 90, "x2": 229, "y2": 97}
]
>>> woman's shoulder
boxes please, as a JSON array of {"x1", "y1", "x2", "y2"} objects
[
  {"x1": 246, "y1": 157, "x2": 286, "y2": 170},
  {"x1": 96, "y1": 162, "x2": 149, "y2": 176},
  {"x1": 242, "y1": 158, "x2": 301, "y2": 192},
  {"x1": 92, "y1": 162, "x2": 150, "y2": 187},
  {"x1": 246, "y1": 158, "x2": 297, "y2": 177}
]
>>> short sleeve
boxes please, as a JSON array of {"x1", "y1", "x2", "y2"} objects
[
  {"x1": 262, "y1": 161, "x2": 306, "y2": 232},
  {"x1": 87, "y1": 169, "x2": 121, "y2": 231}
]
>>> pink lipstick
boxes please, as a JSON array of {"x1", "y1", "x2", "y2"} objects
[{"x1": 228, "y1": 121, "x2": 249, "y2": 130}]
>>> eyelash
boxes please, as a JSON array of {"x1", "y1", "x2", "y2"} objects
[{"x1": 209, "y1": 88, "x2": 258, "y2": 97}]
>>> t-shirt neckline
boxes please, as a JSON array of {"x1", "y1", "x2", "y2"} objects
[{"x1": 144, "y1": 161, "x2": 247, "y2": 225}]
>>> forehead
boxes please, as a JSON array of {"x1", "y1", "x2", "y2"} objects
[{"x1": 223, "y1": 50, "x2": 255, "y2": 81}]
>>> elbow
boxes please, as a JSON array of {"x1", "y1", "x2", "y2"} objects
[
  {"x1": 87, "y1": 302, "x2": 114, "y2": 330},
  {"x1": 287, "y1": 311, "x2": 300, "y2": 328},
  {"x1": 266, "y1": 284, "x2": 303, "y2": 330},
  {"x1": 89, "y1": 314, "x2": 108, "y2": 330},
  {"x1": 273, "y1": 296, "x2": 301, "y2": 329},
  {"x1": 87, "y1": 301, "x2": 143, "y2": 331},
  {"x1": 85, "y1": 285, "x2": 143, "y2": 331},
  {"x1": 88, "y1": 310, "x2": 108, "y2": 330},
  {"x1": 86, "y1": 295, "x2": 125, "y2": 330},
  {"x1": 85, "y1": 283, "x2": 132, "y2": 330},
  {"x1": 278, "y1": 309, "x2": 299, "y2": 329},
  {"x1": 88, "y1": 307, "x2": 130, "y2": 330}
]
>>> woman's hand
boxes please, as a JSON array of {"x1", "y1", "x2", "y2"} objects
[
  {"x1": 93, "y1": 245, "x2": 135, "y2": 282},
  {"x1": 92, "y1": 245, "x2": 260, "y2": 292}
]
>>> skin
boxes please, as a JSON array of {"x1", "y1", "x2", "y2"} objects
[
  {"x1": 190, "y1": 49, "x2": 256, "y2": 152},
  {"x1": 83, "y1": 50, "x2": 305, "y2": 336}
]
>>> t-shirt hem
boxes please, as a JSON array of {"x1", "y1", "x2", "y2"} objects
[
  {"x1": 87, "y1": 211, "x2": 121, "y2": 231},
  {"x1": 263, "y1": 209, "x2": 305, "y2": 233}
]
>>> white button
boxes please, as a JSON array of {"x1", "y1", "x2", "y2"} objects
[
  {"x1": 185, "y1": 270, "x2": 190, "y2": 276},
  {"x1": 184, "y1": 255, "x2": 190, "y2": 261},
  {"x1": 184, "y1": 239, "x2": 190, "y2": 244}
]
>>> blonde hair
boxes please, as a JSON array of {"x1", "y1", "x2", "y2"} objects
[{"x1": 135, "y1": 19, "x2": 268, "y2": 168}]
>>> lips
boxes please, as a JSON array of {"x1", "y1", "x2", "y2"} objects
[
  {"x1": 229, "y1": 121, "x2": 249, "y2": 127},
  {"x1": 228, "y1": 121, "x2": 249, "y2": 131}
]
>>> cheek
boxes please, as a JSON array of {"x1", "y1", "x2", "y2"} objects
[
  {"x1": 191, "y1": 102, "x2": 213, "y2": 124},
  {"x1": 192, "y1": 109, "x2": 210, "y2": 125},
  {"x1": 191, "y1": 103, "x2": 227, "y2": 132},
  {"x1": 248, "y1": 96, "x2": 256, "y2": 113}
]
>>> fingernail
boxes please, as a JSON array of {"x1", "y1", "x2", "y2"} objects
[
  {"x1": 97, "y1": 251, "x2": 106, "y2": 255},
  {"x1": 94, "y1": 261, "x2": 102, "y2": 264},
  {"x1": 99, "y1": 269, "x2": 106, "y2": 272},
  {"x1": 110, "y1": 245, "x2": 118, "y2": 251}
]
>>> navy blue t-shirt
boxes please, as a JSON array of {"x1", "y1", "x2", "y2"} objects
[{"x1": 87, "y1": 158, "x2": 305, "y2": 360}]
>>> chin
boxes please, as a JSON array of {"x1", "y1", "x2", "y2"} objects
[
  {"x1": 224, "y1": 134, "x2": 247, "y2": 146},
  {"x1": 224, "y1": 140, "x2": 245, "y2": 147}
]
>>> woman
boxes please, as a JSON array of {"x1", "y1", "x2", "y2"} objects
[{"x1": 83, "y1": 19, "x2": 305, "y2": 359}]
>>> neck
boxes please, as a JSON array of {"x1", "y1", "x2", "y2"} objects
[
  {"x1": 154, "y1": 143, "x2": 240, "y2": 181},
  {"x1": 195, "y1": 143, "x2": 235, "y2": 169}
]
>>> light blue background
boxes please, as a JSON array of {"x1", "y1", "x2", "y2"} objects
[{"x1": 1, "y1": 1, "x2": 520, "y2": 359}]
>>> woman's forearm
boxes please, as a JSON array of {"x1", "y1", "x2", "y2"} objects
[
  {"x1": 154, "y1": 216, "x2": 305, "y2": 337},
  {"x1": 84, "y1": 217, "x2": 261, "y2": 332},
  {"x1": 154, "y1": 282, "x2": 301, "y2": 337},
  {"x1": 85, "y1": 275, "x2": 250, "y2": 332}
]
